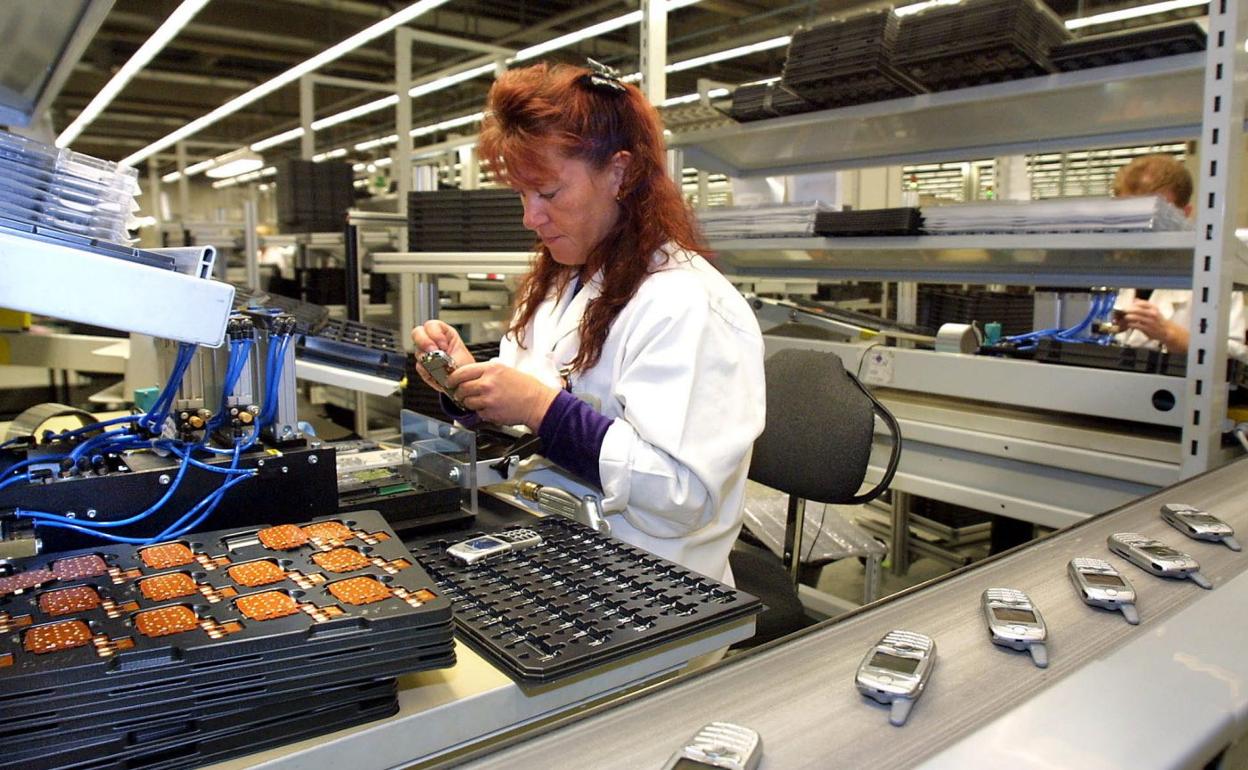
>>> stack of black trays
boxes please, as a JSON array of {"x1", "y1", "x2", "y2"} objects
[
  {"x1": 298, "y1": 317, "x2": 406, "y2": 381},
  {"x1": 814, "y1": 207, "x2": 923, "y2": 236},
  {"x1": 728, "y1": 81, "x2": 813, "y2": 122},
  {"x1": 0, "y1": 511, "x2": 454, "y2": 770},
  {"x1": 782, "y1": 10, "x2": 925, "y2": 109},
  {"x1": 894, "y1": 0, "x2": 1070, "y2": 91},
  {"x1": 1033, "y1": 338, "x2": 1245, "y2": 383},
  {"x1": 276, "y1": 159, "x2": 355, "y2": 234},
  {"x1": 918, "y1": 287, "x2": 1035, "y2": 336},
  {"x1": 408, "y1": 516, "x2": 762, "y2": 683},
  {"x1": 407, "y1": 190, "x2": 533, "y2": 251},
  {"x1": 1050, "y1": 20, "x2": 1206, "y2": 72}
]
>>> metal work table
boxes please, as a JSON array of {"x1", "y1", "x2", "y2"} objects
[{"x1": 452, "y1": 456, "x2": 1248, "y2": 769}]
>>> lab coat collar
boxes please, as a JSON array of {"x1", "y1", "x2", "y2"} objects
[{"x1": 543, "y1": 268, "x2": 603, "y2": 368}]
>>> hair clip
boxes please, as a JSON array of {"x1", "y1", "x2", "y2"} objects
[{"x1": 581, "y1": 57, "x2": 626, "y2": 94}]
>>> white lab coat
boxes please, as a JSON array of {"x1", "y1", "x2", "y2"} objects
[
  {"x1": 498, "y1": 244, "x2": 766, "y2": 583},
  {"x1": 1114, "y1": 289, "x2": 1248, "y2": 363}
]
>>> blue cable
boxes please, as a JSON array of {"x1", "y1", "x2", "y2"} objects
[
  {"x1": 2, "y1": 454, "x2": 69, "y2": 479},
  {"x1": 0, "y1": 473, "x2": 29, "y2": 493},
  {"x1": 154, "y1": 445, "x2": 253, "y2": 540}
]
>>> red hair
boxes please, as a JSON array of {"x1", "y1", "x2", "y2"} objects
[{"x1": 478, "y1": 62, "x2": 706, "y2": 373}]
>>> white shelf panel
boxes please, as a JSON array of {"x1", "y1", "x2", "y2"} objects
[{"x1": 673, "y1": 55, "x2": 1211, "y2": 175}]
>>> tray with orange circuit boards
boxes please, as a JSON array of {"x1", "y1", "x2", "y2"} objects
[{"x1": 0, "y1": 512, "x2": 454, "y2": 726}]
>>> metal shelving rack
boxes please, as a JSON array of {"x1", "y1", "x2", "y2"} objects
[{"x1": 671, "y1": 8, "x2": 1247, "y2": 481}]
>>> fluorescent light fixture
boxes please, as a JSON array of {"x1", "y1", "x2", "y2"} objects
[
  {"x1": 312, "y1": 148, "x2": 348, "y2": 162},
  {"x1": 1065, "y1": 0, "x2": 1206, "y2": 29},
  {"x1": 660, "y1": 88, "x2": 730, "y2": 106},
  {"x1": 185, "y1": 158, "x2": 216, "y2": 175},
  {"x1": 204, "y1": 148, "x2": 264, "y2": 178},
  {"x1": 413, "y1": 111, "x2": 485, "y2": 137},
  {"x1": 666, "y1": 36, "x2": 791, "y2": 72},
  {"x1": 895, "y1": 0, "x2": 963, "y2": 17},
  {"x1": 121, "y1": 0, "x2": 453, "y2": 167},
  {"x1": 356, "y1": 134, "x2": 399, "y2": 151},
  {"x1": 312, "y1": 95, "x2": 398, "y2": 131},
  {"x1": 514, "y1": 11, "x2": 643, "y2": 62},
  {"x1": 251, "y1": 127, "x2": 304, "y2": 152},
  {"x1": 57, "y1": 0, "x2": 211, "y2": 148}
]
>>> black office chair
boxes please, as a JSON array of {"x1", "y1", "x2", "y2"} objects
[{"x1": 731, "y1": 347, "x2": 902, "y2": 643}]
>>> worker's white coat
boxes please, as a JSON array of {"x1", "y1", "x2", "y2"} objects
[
  {"x1": 499, "y1": 245, "x2": 766, "y2": 583},
  {"x1": 1115, "y1": 289, "x2": 1248, "y2": 363}
]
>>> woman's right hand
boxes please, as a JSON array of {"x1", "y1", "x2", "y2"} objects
[{"x1": 411, "y1": 320, "x2": 476, "y2": 391}]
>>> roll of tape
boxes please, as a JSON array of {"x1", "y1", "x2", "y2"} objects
[{"x1": 935, "y1": 323, "x2": 982, "y2": 354}]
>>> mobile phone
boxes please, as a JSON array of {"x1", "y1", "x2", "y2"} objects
[
  {"x1": 419, "y1": 350, "x2": 464, "y2": 407},
  {"x1": 982, "y1": 588, "x2": 1048, "y2": 668},
  {"x1": 1160, "y1": 503, "x2": 1241, "y2": 551},
  {"x1": 445, "y1": 528, "x2": 543, "y2": 565},
  {"x1": 855, "y1": 630, "x2": 936, "y2": 726},
  {"x1": 660, "y1": 722, "x2": 762, "y2": 770},
  {"x1": 1108, "y1": 532, "x2": 1212, "y2": 589},
  {"x1": 1068, "y1": 557, "x2": 1138, "y2": 624}
]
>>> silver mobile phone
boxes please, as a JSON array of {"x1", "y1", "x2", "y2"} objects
[
  {"x1": 1068, "y1": 557, "x2": 1138, "y2": 624},
  {"x1": 661, "y1": 722, "x2": 762, "y2": 770},
  {"x1": 855, "y1": 630, "x2": 936, "y2": 726},
  {"x1": 982, "y1": 588, "x2": 1048, "y2": 668},
  {"x1": 418, "y1": 350, "x2": 464, "y2": 407},
  {"x1": 446, "y1": 528, "x2": 543, "y2": 565},
  {"x1": 1108, "y1": 532, "x2": 1212, "y2": 589},
  {"x1": 1161, "y1": 504, "x2": 1241, "y2": 551}
]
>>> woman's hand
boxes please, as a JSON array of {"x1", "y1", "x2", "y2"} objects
[
  {"x1": 410, "y1": 320, "x2": 475, "y2": 393},
  {"x1": 448, "y1": 361, "x2": 559, "y2": 431},
  {"x1": 1121, "y1": 299, "x2": 1189, "y2": 353}
]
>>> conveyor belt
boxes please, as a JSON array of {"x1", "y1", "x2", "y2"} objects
[{"x1": 450, "y1": 457, "x2": 1248, "y2": 769}]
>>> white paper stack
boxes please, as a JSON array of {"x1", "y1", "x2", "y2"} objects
[
  {"x1": 921, "y1": 195, "x2": 1190, "y2": 234},
  {"x1": 697, "y1": 201, "x2": 835, "y2": 239}
]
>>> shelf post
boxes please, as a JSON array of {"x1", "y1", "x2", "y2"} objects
[{"x1": 1182, "y1": 0, "x2": 1247, "y2": 478}]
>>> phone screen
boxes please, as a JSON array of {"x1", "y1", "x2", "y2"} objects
[
  {"x1": 1082, "y1": 572, "x2": 1126, "y2": 587},
  {"x1": 1180, "y1": 513, "x2": 1224, "y2": 527},
  {"x1": 460, "y1": 536, "x2": 505, "y2": 552},
  {"x1": 870, "y1": 651, "x2": 921, "y2": 674},
  {"x1": 992, "y1": 607, "x2": 1037, "y2": 623},
  {"x1": 1139, "y1": 544, "x2": 1181, "y2": 558}
]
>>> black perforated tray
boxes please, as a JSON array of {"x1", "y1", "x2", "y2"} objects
[
  {"x1": 0, "y1": 511, "x2": 453, "y2": 702},
  {"x1": 1050, "y1": 20, "x2": 1206, "y2": 71},
  {"x1": 299, "y1": 318, "x2": 405, "y2": 380},
  {"x1": 814, "y1": 208, "x2": 923, "y2": 236},
  {"x1": 407, "y1": 517, "x2": 762, "y2": 682}
]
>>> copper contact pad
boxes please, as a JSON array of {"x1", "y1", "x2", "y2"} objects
[
  {"x1": 51, "y1": 555, "x2": 109, "y2": 580},
  {"x1": 256, "y1": 525, "x2": 309, "y2": 550},
  {"x1": 139, "y1": 573, "x2": 198, "y2": 602},
  {"x1": 0, "y1": 569, "x2": 56, "y2": 597},
  {"x1": 227, "y1": 560, "x2": 287, "y2": 587},
  {"x1": 24, "y1": 620, "x2": 93, "y2": 654},
  {"x1": 38, "y1": 586, "x2": 103, "y2": 617},
  {"x1": 312, "y1": 548, "x2": 371, "y2": 573},
  {"x1": 235, "y1": 591, "x2": 298, "y2": 621},
  {"x1": 302, "y1": 521, "x2": 352, "y2": 542},
  {"x1": 134, "y1": 605, "x2": 199, "y2": 638},
  {"x1": 328, "y1": 576, "x2": 392, "y2": 605},
  {"x1": 139, "y1": 543, "x2": 195, "y2": 570}
]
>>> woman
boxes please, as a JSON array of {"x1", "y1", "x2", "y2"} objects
[{"x1": 411, "y1": 61, "x2": 765, "y2": 583}]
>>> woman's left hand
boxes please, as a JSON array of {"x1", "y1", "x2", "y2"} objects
[{"x1": 448, "y1": 361, "x2": 560, "y2": 431}]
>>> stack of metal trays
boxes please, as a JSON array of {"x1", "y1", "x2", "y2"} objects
[
  {"x1": 728, "y1": 81, "x2": 812, "y2": 122},
  {"x1": 813, "y1": 207, "x2": 923, "y2": 236},
  {"x1": 0, "y1": 129, "x2": 139, "y2": 245},
  {"x1": 782, "y1": 10, "x2": 925, "y2": 109},
  {"x1": 298, "y1": 317, "x2": 406, "y2": 381},
  {"x1": 275, "y1": 159, "x2": 355, "y2": 234},
  {"x1": 895, "y1": 0, "x2": 1070, "y2": 91},
  {"x1": 407, "y1": 190, "x2": 533, "y2": 252},
  {"x1": 1050, "y1": 20, "x2": 1206, "y2": 72},
  {"x1": 0, "y1": 511, "x2": 455, "y2": 770}
]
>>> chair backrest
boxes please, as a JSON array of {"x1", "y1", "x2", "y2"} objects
[{"x1": 748, "y1": 348, "x2": 876, "y2": 504}]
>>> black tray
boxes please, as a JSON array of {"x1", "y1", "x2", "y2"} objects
[
  {"x1": 299, "y1": 318, "x2": 405, "y2": 380},
  {"x1": 0, "y1": 511, "x2": 452, "y2": 699},
  {"x1": 1051, "y1": 20, "x2": 1206, "y2": 72},
  {"x1": 814, "y1": 208, "x2": 923, "y2": 236},
  {"x1": 407, "y1": 517, "x2": 762, "y2": 683}
]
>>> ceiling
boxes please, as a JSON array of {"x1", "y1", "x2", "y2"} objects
[{"x1": 43, "y1": 0, "x2": 1192, "y2": 175}]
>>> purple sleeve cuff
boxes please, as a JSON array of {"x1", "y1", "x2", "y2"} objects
[
  {"x1": 439, "y1": 392, "x2": 480, "y2": 428},
  {"x1": 538, "y1": 389, "x2": 612, "y2": 489}
]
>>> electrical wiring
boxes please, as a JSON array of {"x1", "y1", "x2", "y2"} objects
[
  {"x1": 0, "y1": 473, "x2": 29, "y2": 493},
  {"x1": 1004, "y1": 291, "x2": 1117, "y2": 350}
]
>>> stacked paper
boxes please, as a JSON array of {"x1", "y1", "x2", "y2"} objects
[
  {"x1": 697, "y1": 201, "x2": 835, "y2": 239},
  {"x1": 922, "y1": 195, "x2": 1190, "y2": 234}
]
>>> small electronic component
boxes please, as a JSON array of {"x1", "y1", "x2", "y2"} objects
[
  {"x1": 50, "y1": 555, "x2": 109, "y2": 580},
  {"x1": 139, "y1": 572, "x2": 199, "y2": 602},
  {"x1": 227, "y1": 559, "x2": 288, "y2": 587},
  {"x1": 328, "y1": 576, "x2": 392, "y2": 605},
  {"x1": 661, "y1": 722, "x2": 762, "y2": 770},
  {"x1": 302, "y1": 520, "x2": 353, "y2": 543},
  {"x1": 418, "y1": 350, "x2": 464, "y2": 407},
  {"x1": 139, "y1": 543, "x2": 195, "y2": 570},
  {"x1": 235, "y1": 591, "x2": 299, "y2": 621},
  {"x1": 313, "y1": 547, "x2": 371, "y2": 573},
  {"x1": 24, "y1": 620, "x2": 93, "y2": 654},
  {"x1": 1160, "y1": 504, "x2": 1241, "y2": 551},
  {"x1": 447, "y1": 529, "x2": 544, "y2": 565},
  {"x1": 855, "y1": 630, "x2": 936, "y2": 726},
  {"x1": 0, "y1": 569, "x2": 56, "y2": 597},
  {"x1": 1108, "y1": 532, "x2": 1212, "y2": 589},
  {"x1": 257, "y1": 524, "x2": 310, "y2": 550},
  {"x1": 1068, "y1": 558, "x2": 1138, "y2": 624},
  {"x1": 134, "y1": 605, "x2": 200, "y2": 638},
  {"x1": 982, "y1": 588, "x2": 1049, "y2": 668},
  {"x1": 38, "y1": 586, "x2": 103, "y2": 617}
]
